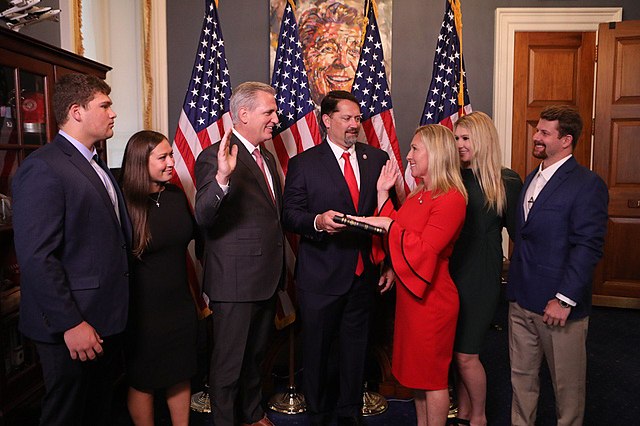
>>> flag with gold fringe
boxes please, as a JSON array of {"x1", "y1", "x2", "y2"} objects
[
  {"x1": 171, "y1": 0, "x2": 233, "y2": 317},
  {"x1": 267, "y1": 0, "x2": 323, "y2": 329}
]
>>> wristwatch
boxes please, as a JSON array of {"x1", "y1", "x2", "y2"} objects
[{"x1": 556, "y1": 298, "x2": 571, "y2": 309}]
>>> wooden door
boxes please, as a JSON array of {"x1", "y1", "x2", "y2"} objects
[
  {"x1": 511, "y1": 32, "x2": 596, "y2": 179},
  {"x1": 592, "y1": 21, "x2": 640, "y2": 308}
]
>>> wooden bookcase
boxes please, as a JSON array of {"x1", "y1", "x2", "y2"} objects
[{"x1": 0, "y1": 27, "x2": 111, "y2": 422}]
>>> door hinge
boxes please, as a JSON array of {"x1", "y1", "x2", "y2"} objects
[
  {"x1": 595, "y1": 44, "x2": 598, "y2": 62},
  {"x1": 592, "y1": 118, "x2": 595, "y2": 136}
]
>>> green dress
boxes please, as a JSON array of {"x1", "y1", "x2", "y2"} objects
[{"x1": 450, "y1": 168, "x2": 522, "y2": 354}]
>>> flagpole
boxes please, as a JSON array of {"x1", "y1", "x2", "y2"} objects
[
  {"x1": 268, "y1": 325, "x2": 306, "y2": 414},
  {"x1": 451, "y1": 0, "x2": 466, "y2": 114},
  {"x1": 267, "y1": 0, "x2": 320, "y2": 414}
]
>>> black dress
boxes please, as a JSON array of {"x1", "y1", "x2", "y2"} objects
[
  {"x1": 450, "y1": 168, "x2": 522, "y2": 354},
  {"x1": 126, "y1": 184, "x2": 198, "y2": 390}
]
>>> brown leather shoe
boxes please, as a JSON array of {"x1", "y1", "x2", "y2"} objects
[{"x1": 240, "y1": 414, "x2": 275, "y2": 426}]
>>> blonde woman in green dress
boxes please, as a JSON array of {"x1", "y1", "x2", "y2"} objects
[{"x1": 451, "y1": 112, "x2": 523, "y2": 426}]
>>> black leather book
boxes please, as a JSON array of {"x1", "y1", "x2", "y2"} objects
[{"x1": 333, "y1": 215, "x2": 386, "y2": 235}]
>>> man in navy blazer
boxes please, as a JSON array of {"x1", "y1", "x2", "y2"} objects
[
  {"x1": 195, "y1": 82, "x2": 285, "y2": 426},
  {"x1": 507, "y1": 105, "x2": 608, "y2": 426},
  {"x1": 12, "y1": 73, "x2": 131, "y2": 425},
  {"x1": 283, "y1": 91, "x2": 393, "y2": 426}
]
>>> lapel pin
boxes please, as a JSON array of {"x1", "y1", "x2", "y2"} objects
[{"x1": 362, "y1": 154, "x2": 368, "y2": 160}]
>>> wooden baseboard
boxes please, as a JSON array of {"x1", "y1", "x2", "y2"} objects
[{"x1": 592, "y1": 295, "x2": 640, "y2": 309}]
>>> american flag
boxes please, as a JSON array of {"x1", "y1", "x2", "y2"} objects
[
  {"x1": 171, "y1": 0, "x2": 233, "y2": 317},
  {"x1": 408, "y1": 0, "x2": 471, "y2": 189},
  {"x1": 351, "y1": 0, "x2": 407, "y2": 203},
  {"x1": 267, "y1": 0, "x2": 322, "y2": 329}
]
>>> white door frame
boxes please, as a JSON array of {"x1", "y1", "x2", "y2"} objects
[{"x1": 493, "y1": 7, "x2": 622, "y2": 167}]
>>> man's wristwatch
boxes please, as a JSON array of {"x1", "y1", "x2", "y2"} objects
[{"x1": 556, "y1": 298, "x2": 571, "y2": 309}]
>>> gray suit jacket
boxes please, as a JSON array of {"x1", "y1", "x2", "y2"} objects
[{"x1": 194, "y1": 134, "x2": 285, "y2": 302}]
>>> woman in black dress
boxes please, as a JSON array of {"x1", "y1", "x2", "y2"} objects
[
  {"x1": 120, "y1": 131, "x2": 198, "y2": 426},
  {"x1": 450, "y1": 112, "x2": 522, "y2": 426}
]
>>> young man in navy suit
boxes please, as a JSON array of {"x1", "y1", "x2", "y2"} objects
[
  {"x1": 283, "y1": 91, "x2": 394, "y2": 426},
  {"x1": 12, "y1": 73, "x2": 132, "y2": 425},
  {"x1": 507, "y1": 105, "x2": 608, "y2": 426}
]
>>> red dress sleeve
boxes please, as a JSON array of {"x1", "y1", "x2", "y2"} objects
[
  {"x1": 386, "y1": 191, "x2": 466, "y2": 299},
  {"x1": 370, "y1": 198, "x2": 397, "y2": 265}
]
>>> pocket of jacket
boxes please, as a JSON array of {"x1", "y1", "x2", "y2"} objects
[{"x1": 68, "y1": 276, "x2": 100, "y2": 290}]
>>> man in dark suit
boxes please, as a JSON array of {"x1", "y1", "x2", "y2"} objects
[
  {"x1": 283, "y1": 91, "x2": 394, "y2": 425},
  {"x1": 507, "y1": 105, "x2": 608, "y2": 426},
  {"x1": 195, "y1": 81, "x2": 284, "y2": 426},
  {"x1": 12, "y1": 73, "x2": 131, "y2": 426}
]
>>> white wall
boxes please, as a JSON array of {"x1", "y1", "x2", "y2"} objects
[{"x1": 59, "y1": 0, "x2": 143, "y2": 168}]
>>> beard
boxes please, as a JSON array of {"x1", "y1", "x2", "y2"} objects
[
  {"x1": 532, "y1": 148, "x2": 548, "y2": 159},
  {"x1": 343, "y1": 129, "x2": 359, "y2": 147},
  {"x1": 532, "y1": 142, "x2": 548, "y2": 159}
]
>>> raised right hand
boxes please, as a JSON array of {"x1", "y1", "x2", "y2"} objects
[
  {"x1": 216, "y1": 128, "x2": 238, "y2": 185},
  {"x1": 377, "y1": 160, "x2": 399, "y2": 192},
  {"x1": 63, "y1": 321, "x2": 103, "y2": 361}
]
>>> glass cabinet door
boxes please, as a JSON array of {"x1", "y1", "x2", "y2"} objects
[
  {"x1": 0, "y1": 66, "x2": 18, "y2": 200},
  {"x1": 19, "y1": 70, "x2": 48, "y2": 146},
  {"x1": 0, "y1": 65, "x2": 17, "y2": 147},
  {"x1": 0, "y1": 55, "x2": 52, "y2": 199}
]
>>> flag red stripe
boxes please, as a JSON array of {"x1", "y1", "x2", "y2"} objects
[
  {"x1": 362, "y1": 120, "x2": 381, "y2": 149},
  {"x1": 381, "y1": 110, "x2": 403, "y2": 170},
  {"x1": 272, "y1": 134, "x2": 291, "y2": 176},
  {"x1": 174, "y1": 126, "x2": 197, "y2": 184},
  {"x1": 305, "y1": 112, "x2": 322, "y2": 147}
]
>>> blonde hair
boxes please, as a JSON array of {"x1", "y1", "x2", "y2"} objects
[
  {"x1": 454, "y1": 111, "x2": 506, "y2": 215},
  {"x1": 412, "y1": 124, "x2": 467, "y2": 202}
]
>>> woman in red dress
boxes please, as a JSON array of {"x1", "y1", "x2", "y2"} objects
[{"x1": 360, "y1": 124, "x2": 467, "y2": 426}]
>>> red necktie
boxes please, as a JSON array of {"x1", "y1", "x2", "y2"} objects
[
  {"x1": 342, "y1": 152, "x2": 364, "y2": 276},
  {"x1": 253, "y1": 148, "x2": 275, "y2": 204},
  {"x1": 342, "y1": 152, "x2": 359, "y2": 210}
]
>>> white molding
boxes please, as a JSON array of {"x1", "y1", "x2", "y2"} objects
[
  {"x1": 492, "y1": 7, "x2": 622, "y2": 168},
  {"x1": 58, "y1": 0, "x2": 75, "y2": 52},
  {"x1": 150, "y1": 0, "x2": 169, "y2": 136}
]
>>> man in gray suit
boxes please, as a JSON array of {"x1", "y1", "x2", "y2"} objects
[{"x1": 195, "y1": 82, "x2": 284, "y2": 426}]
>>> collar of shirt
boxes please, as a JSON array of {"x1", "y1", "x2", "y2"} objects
[
  {"x1": 232, "y1": 128, "x2": 261, "y2": 155},
  {"x1": 538, "y1": 154, "x2": 573, "y2": 182},
  {"x1": 326, "y1": 137, "x2": 360, "y2": 187},
  {"x1": 59, "y1": 130, "x2": 97, "y2": 163},
  {"x1": 326, "y1": 137, "x2": 356, "y2": 162}
]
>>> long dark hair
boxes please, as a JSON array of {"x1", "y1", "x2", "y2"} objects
[{"x1": 120, "y1": 130, "x2": 167, "y2": 258}]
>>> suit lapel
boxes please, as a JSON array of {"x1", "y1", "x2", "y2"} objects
[
  {"x1": 55, "y1": 136, "x2": 123, "y2": 230},
  {"x1": 261, "y1": 146, "x2": 282, "y2": 214},
  {"x1": 519, "y1": 170, "x2": 536, "y2": 225},
  {"x1": 525, "y1": 157, "x2": 577, "y2": 224},
  {"x1": 235, "y1": 136, "x2": 278, "y2": 211},
  {"x1": 355, "y1": 143, "x2": 372, "y2": 215}
]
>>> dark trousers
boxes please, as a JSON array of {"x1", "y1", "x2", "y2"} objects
[
  {"x1": 209, "y1": 295, "x2": 276, "y2": 426},
  {"x1": 35, "y1": 334, "x2": 123, "y2": 426},
  {"x1": 298, "y1": 274, "x2": 375, "y2": 425}
]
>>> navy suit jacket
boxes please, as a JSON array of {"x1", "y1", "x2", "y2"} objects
[
  {"x1": 12, "y1": 134, "x2": 132, "y2": 343},
  {"x1": 194, "y1": 134, "x2": 285, "y2": 302},
  {"x1": 506, "y1": 156, "x2": 608, "y2": 319},
  {"x1": 282, "y1": 141, "x2": 389, "y2": 296}
]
